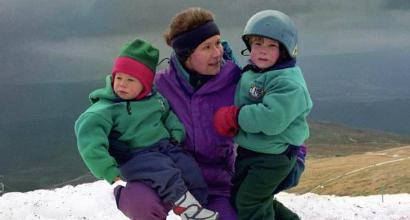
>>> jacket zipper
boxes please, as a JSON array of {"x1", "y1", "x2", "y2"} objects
[{"x1": 126, "y1": 101, "x2": 131, "y2": 115}]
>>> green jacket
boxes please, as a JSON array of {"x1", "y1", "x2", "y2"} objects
[
  {"x1": 234, "y1": 66, "x2": 312, "y2": 154},
  {"x1": 75, "y1": 75, "x2": 185, "y2": 183}
]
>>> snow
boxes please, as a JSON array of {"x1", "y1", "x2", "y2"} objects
[{"x1": 1, "y1": 181, "x2": 409, "y2": 220}]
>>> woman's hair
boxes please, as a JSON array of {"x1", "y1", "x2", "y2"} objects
[{"x1": 163, "y1": 7, "x2": 215, "y2": 46}]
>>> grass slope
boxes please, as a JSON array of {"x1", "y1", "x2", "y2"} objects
[
  {"x1": 288, "y1": 121, "x2": 410, "y2": 196},
  {"x1": 290, "y1": 146, "x2": 410, "y2": 196},
  {"x1": 306, "y1": 120, "x2": 410, "y2": 158}
]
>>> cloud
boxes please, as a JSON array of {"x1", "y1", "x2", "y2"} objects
[
  {"x1": 2, "y1": 0, "x2": 410, "y2": 84},
  {"x1": 382, "y1": 0, "x2": 410, "y2": 9}
]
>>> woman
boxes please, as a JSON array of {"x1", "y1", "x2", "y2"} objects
[{"x1": 113, "y1": 7, "x2": 241, "y2": 220}]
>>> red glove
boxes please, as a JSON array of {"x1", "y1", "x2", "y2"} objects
[{"x1": 213, "y1": 106, "x2": 240, "y2": 137}]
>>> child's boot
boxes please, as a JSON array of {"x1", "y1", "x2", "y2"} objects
[
  {"x1": 173, "y1": 191, "x2": 219, "y2": 220},
  {"x1": 273, "y1": 199, "x2": 300, "y2": 220}
]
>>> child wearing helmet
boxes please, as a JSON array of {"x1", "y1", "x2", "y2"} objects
[{"x1": 213, "y1": 10, "x2": 312, "y2": 220}]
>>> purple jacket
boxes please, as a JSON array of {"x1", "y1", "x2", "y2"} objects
[{"x1": 155, "y1": 54, "x2": 241, "y2": 197}]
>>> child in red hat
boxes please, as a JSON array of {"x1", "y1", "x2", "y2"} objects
[{"x1": 75, "y1": 39, "x2": 219, "y2": 220}]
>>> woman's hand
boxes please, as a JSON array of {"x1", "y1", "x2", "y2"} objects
[{"x1": 213, "y1": 106, "x2": 240, "y2": 137}]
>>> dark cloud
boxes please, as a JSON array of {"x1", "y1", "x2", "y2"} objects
[
  {"x1": 0, "y1": 0, "x2": 400, "y2": 44},
  {"x1": 382, "y1": 0, "x2": 410, "y2": 9},
  {"x1": 1, "y1": 0, "x2": 410, "y2": 84}
]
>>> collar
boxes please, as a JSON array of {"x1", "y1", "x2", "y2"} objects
[{"x1": 242, "y1": 58, "x2": 296, "y2": 73}]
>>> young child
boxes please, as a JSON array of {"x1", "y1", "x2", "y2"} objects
[
  {"x1": 213, "y1": 10, "x2": 312, "y2": 220},
  {"x1": 75, "y1": 39, "x2": 219, "y2": 220}
]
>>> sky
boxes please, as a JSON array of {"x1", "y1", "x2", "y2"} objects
[
  {"x1": 1, "y1": 180, "x2": 409, "y2": 220},
  {"x1": 2, "y1": 0, "x2": 410, "y2": 84}
]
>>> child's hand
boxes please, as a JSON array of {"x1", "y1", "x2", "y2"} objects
[
  {"x1": 113, "y1": 176, "x2": 121, "y2": 183},
  {"x1": 112, "y1": 176, "x2": 126, "y2": 188},
  {"x1": 169, "y1": 137, "x2": 180, "y2": 146},
  {"x1": 213, "y1": 106, "x2": 240, "y2": 137}
]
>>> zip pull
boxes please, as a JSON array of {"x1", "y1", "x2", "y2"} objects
[
  {"x1": 158, "y1": 98, "x2": 166, "y2": 112},
  {"x1": 126, "y1": 101, "x2": 131, "y2": 115}
]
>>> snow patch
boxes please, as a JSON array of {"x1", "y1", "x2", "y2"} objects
[{"x1": 1, "y1": 181, "x2": 409, "y2": 220}]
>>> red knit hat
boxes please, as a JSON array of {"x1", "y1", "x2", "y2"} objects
[{"x1": 112, "y1": 39, "x2": 159, "y2": 100}]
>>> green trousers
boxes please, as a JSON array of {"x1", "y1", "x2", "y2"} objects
[{"x1": 231, "y1": 148, "x2": 299, "y2": 220}]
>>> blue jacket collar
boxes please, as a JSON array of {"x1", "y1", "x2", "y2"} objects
[{"x1": 242, "y1": 58, "x2": 296, "y2": 73}]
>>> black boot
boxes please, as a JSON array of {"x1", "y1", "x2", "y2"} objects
[{"x1": 273, "y1": 199, "x2": 300, "y2": 220}]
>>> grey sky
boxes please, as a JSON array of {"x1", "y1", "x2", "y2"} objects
[{"x1": 1, "y1": 0, "x2": 410, "y2": 84}]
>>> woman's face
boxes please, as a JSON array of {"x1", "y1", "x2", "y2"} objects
[{"x1": 184, "y1": 35, "x2": 223, "y2": 75}]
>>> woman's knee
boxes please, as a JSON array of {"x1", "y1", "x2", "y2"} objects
[
  {"x1": 207, "y1": 195, "x2": 238, "y2": 220},
  {"x1": 114, "y1": 181, "x2": 171, "y2": 220}
]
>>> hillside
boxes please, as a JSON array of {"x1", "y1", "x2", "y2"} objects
[
  {"x1": 306, "y1": 120, "x2": 410, "y2": 158},
  {"x1": 289, "y1": 145, "x2": 410, "y2": 196},
  {"x1": 287, "y1": 121, "x2": 410, "y2": 196}
]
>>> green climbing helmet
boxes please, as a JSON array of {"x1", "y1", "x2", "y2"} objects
[{"x1": 242, "y1": 10, "x2": 298, "y2": 58}]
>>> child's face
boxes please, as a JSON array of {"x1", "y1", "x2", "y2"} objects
[
  {"x1": 250, "y1": 37, "x2": 280, "y2": 70},
  {"x1": 113, "y1": 72, "x2": 144, "y2": 100}
]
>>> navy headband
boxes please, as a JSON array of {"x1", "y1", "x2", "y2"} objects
[{"x1": 171, "y1": 21, "x2": 220, "y2": 61}]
